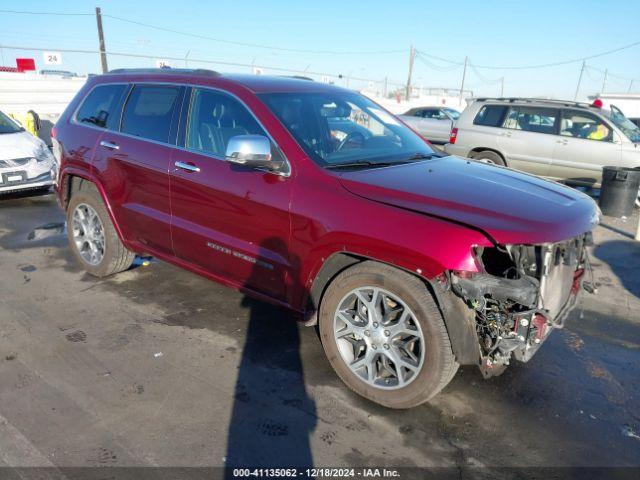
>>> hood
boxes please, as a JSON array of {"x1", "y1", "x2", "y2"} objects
[
  {"x1": 339, "y1": 156, "x2": 598, "y2": 245},
  {"x1": 0, "y1": 131, "x2": 46, "y2": 161}
]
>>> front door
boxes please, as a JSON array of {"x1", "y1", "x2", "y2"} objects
[
  {"x1": 551, "y1": 109, "x2": 621, "y2": 185},
  {"x1": 169, "y1": 88, "x2": 292, "y2": 302}
]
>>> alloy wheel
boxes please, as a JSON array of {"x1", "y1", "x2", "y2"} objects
[
  {"x1": 333, "y1": 286, "x2": 425, "y2": 390},
  {"x1": 72, "y1": 203, "x2": 105, "y2": 266}
]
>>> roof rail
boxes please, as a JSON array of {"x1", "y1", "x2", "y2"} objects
[
  {"x1": 472, "y1": 97, "x2": 592, "y2": 108},
  {"x1": 281, "y1": 75, "x2": 314, "y2": 81},
  {"x1": 107, "y1": 68, "x2": 220, "y2": 77}
]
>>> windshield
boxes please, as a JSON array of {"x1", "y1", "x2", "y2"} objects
[
  {"x1": 260, "y1": 91, "x2": 435, "y2": 168},
  {"x1": 443, "y1": 108, "x2": 460, "y2": 120},
  {"x1": 604, "y1": 106, "x2": 640, "y2": 142},
  {"x1": 0, "y1": 111, "x2": 24, "y2": 134}
]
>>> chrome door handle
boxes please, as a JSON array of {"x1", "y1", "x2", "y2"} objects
[
  {"x1": 175, "y1": 161, "x2": 200, "y2": 173},
  {"x1": 99, "y1": 140, "x2": 119, "y2": 150}
]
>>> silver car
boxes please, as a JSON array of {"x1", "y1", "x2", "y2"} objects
[
  {"x1": 444, "y1": 98, "x2": 640, "y2": 187},
  {"x1": 399, "y1": 106, "x2": 460, "y2": 144}
]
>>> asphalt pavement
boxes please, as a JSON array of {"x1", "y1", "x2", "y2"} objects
[{"x1": 0, "y1": 190, "x2": 639, "y2": 479}]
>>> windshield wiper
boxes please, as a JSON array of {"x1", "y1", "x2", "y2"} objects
[
  {"x1": 405, "y1": 152, "x2": 441, "y2": 161},
  {"x1": 325, "y1": 160, "x2": 403, "y2": 170}
]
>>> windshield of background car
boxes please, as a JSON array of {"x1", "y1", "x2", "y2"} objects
[
  {"x1": 260, "y1": 91, "x2": 435, "y2": 167},
  {"x1": 0, "y1": 111, "x2": 24, "y2": 134},
  {"x1": 443, "y1": 108, "x2": 460, "y2": 120},
  {"x1": 605, "y1": 108, "x2": 640, "y2": 142}
]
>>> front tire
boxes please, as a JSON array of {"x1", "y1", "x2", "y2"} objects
[
  {"x1": 319, "y1": 261, "x2": 458, "y2": 408},
  {"x1": 472, "y1": 150, "x2": 505, "y2": 166},
  {"x1": 66, "y1": 183, "x2": 135, "y2": 277}
]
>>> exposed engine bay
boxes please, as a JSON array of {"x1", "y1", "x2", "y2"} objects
[{"x1": 449, "y1": 233, "x2": 593, "y2": 377}]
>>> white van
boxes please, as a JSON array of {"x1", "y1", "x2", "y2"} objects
[{"x1": 0, "y1": 110, "x2": 57, "y2": 194}]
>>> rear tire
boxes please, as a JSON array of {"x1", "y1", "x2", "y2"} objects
[
  {"x1": 66, "y1": 183, "x2": 135, "y2": 277},
  {"x1": 472, "y1": 150, "x2": 505, "y2": 166},
  {"x1": 319, "y1": 261, "x2": 458, "y2": 408}
]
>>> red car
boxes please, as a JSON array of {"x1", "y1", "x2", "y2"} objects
[{"x1": 53, "y1": 69, "x2": 598, "y2": 408}]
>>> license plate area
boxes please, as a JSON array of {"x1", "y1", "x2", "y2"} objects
[{"x1": 1, "y1": 171, "x2": 27, "y2": 185}]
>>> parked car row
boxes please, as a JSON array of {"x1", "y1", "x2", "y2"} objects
[{"x1": 51, "y1": 69, "x2": 598, "y2": 408}]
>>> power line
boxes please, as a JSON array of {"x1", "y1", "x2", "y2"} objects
[
  {"x1": 0, "y1": 8, "x2": 406, "y2": 56},
  {"x1": 415, "y1": 50, "x2": 465, "y2": 66},
  {"x1": 468, "y1": 60, "x2": 502, "y2": 85},
  {"x1": 472, "y1": 40, "x2": 640, "y2": 70},
  {"x1": 417, "y1": 40, "x2": 640, "y2": 71},
  {"x1": 0, "y1": 43, "x2": 406, "y2": 87},
  {"x1": 414, "y1": 53, "x2": 461, "y2": 72},
  {"x1": 2, "y1": 7, "x2": 639, "y2": 83},
  {"x1": 0, "y1": 9, "x2": 92, "y2": 16},
  {"x1": 102, "y1": 14, "x2": 406, "y2": 56}
]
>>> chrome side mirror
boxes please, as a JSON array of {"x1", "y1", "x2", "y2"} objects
[{"x1": 225, "y1": 135, "x2": 285, "y2": 172}]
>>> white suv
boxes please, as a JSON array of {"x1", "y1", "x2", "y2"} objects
[{"x1": 445, "y1": 98, "x2": 640, "y2": 187}]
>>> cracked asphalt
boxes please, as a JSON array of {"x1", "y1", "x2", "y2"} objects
[{"x1": 0, "y1": 190, "x2": 639, "y2": 478}]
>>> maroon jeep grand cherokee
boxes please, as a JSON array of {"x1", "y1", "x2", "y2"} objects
[{"x1": 54, "y1": 69, "x2": 597, "y2": 408}]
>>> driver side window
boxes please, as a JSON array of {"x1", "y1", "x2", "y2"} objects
[
  {"x1": 560, "y1": 110, "x2": 612, "y2": 142},
  {"x1": 186, "y1": 89, "x2": 271, "y2": 157},
  {"x1": 422, "y1": 109, "x2": 444, "y2": 119}
]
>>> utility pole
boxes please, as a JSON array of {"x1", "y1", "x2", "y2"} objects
[
  {"x1": 95, "y1": 7, "x2": 108, "y2": 73},
  {"x1": 574, "y1": 61, "x2": 586, "y2": 101},
  {"x1": 601, "y1": 69, "x2": 608, "y2": 94},
  {"x1": 500, "y1": 77, "x2": 505, "y2": 97},
  {"x1": 405, "y1": 45, "x2": 415, "y2": 101},
  {"x1": 459, "y1": 56, "x2": 468, "y2": 104},
  {"x1": 629, "y1": 80, "x2": 635, "y2": 93}
]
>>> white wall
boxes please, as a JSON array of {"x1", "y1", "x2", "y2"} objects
[
  {"x1": 588, "y1": 93, "x2": 640, "y2": 118},
  {"x1": 0, "y1": 72, "x2": 86, "y2": 117}
]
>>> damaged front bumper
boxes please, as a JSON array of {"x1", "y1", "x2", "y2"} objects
[{"x1": 447, "y1": 232, "x2": 592, "y2": 377}]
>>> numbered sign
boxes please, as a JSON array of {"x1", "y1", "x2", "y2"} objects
[{"x1": 43, "y1": 52, "x2": 62, "y2": 65}]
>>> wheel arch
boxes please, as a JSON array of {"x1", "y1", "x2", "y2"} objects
[
  {"x1": 468, "y1": 147, "x2": 508, "y2": 166},
  {"x1": 304, "y1": 252, "x2": 480, "y2": 365},
  {"x1": 60, "y1": 170, "x2": 129, "y2": 248}
]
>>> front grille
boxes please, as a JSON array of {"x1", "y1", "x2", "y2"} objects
[{"x1": 0, "y1": 158, "x2": 32, "y2": 168}]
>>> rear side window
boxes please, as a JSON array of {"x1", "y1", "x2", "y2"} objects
[
  {"x1": 76, "y1": 84, "x2": 127, "y2": 129},
  {"x1": 502, "y1": 107, "x2": 558, "y2": 134},
  {"x1": 473, "y1": 105, "x2": 507, "y2": 127},
  {"x1": 121, "y1": 85, "x2": 181, "y2": 143}
]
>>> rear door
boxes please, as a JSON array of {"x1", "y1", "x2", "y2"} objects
[
  {"x1": 497, "y1": 106, "x2": 559, "y2": 176},
  {"x1": 92, "y1": 83, "x2": 185, "y2": 255},
  {"x1": 169, "y1": 87, "x2": 292, "y2": 301},
  {"x1": 551, "y1": 109, "x2": 621, "y2": 185},
  {"x1": 65, "y1": 83, "x2": 129, "y2": 187}
]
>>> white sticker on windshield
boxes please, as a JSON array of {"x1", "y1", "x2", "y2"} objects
[{"x1": 368, "y1": 108, "x2": 401, "y2": 126}]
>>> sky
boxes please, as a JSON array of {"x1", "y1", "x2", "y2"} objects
[{"x1": 0, "y1": 0, "x2": 639, "y2": 100}]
